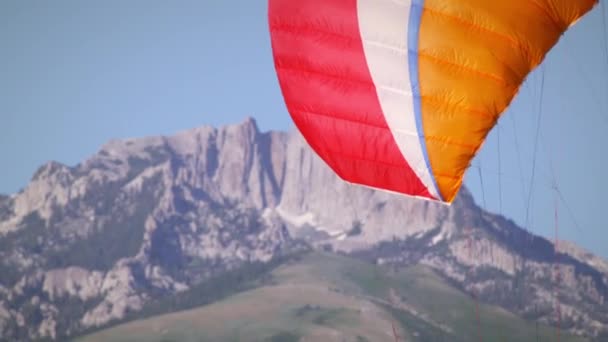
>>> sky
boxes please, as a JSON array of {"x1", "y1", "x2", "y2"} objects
[{"x1": 1, "y1": 1, "x2": 607, "y2": 258}]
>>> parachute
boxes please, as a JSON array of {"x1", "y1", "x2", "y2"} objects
[{"x1": 268, "y1": 0, "x2": 598, "y2": 204}]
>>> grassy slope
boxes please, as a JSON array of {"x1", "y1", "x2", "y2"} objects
[{"x1": 76, "y1": 252, "x2": 588, "y2": 342}]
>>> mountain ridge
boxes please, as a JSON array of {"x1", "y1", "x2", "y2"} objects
[{"x1": 0, "y1": 117, "x2": 606, "y2": 340}]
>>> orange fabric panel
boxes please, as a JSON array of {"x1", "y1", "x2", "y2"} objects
[{"x1": 419, "y1": 0, "x2": 597, "y2": 202}]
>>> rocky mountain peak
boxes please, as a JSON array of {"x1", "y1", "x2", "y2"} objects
[{"x1": 0, "y1": 118, "x2": 606, "y2": 340}]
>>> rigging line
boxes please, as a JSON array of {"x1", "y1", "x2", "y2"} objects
[
  {"x1": 466, "y1": 224, "x2": 483, "y2": 342},
  {"x1": 538, "y1": 130, "x2": 558, "y2": 193},
  {"x1": 509, "y1": 111, "x2": 528, "y2": 206},
  {"x1": 472, "y1": 158, "x2": 486, "y2": 342},
  {"x1": 535, "y1": 100, "x2": 563, "y2": 340},
  {"x1": 517, "y1": 65, "x2": 546, "y2": 316},
  {"x1": 497, "y1": 122, "x2": 503, "y2": 215},
  {"x1": 601, "y1": 0, "x2": 608, "y2": 83},
  {"x1": 554, "y1": 188, "x2": 562, "y2": 342},
  {"x1": 477, "y1": 163, "x2": 487, "y2": 209},
  {"x1": 531, "y1": 96, "x2": 566, "y2": 341},
  {"x1": 554, "y1": 187, "x2": 585, "y2": 235},
  {"x1": 538, "y1": 129, "x2": 586, "y2": 236},
  {"x1": 469, "y1": 164, "x2": 554, "y2": 190},
  {"x1": 563, "y1": 45, "x2": 608, "y2": 125},
  {"x1": 525, "y1": 66, "x2": 545, "y2": 233}
]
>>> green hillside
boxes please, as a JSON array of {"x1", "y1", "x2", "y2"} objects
[{"x1": 76, "y1": 252, "x2": 588, "y2": 342}]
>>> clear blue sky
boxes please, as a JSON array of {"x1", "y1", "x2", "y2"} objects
[{"x1": 1, "y1": 1, "x2": 607, "y2": 258}]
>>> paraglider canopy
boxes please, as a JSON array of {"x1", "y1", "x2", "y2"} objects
[{"x1": 268, "y1": 0, "x2": 598, "y2": 204}]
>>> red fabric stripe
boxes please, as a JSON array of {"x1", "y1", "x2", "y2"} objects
[{"x1": 269, "y1": 0, "x2": 435, "y2": 200}]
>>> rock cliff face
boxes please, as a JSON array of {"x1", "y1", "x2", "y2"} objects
[{"x1": 0, "y1": 117, "x2": 606, "y2": 340}]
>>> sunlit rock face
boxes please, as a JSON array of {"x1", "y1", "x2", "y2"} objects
[{"x1": 0, "y1": 117, "x2": 606, "y2": 340}]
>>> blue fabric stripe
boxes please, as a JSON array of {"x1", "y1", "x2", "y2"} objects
[{"x1": 407, "y1": 0, "x2": 443, "y2": 201}]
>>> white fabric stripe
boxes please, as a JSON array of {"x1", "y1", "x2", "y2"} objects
[{"x1": 357, "y1": 0, "x2": 440, "y2": 199}]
